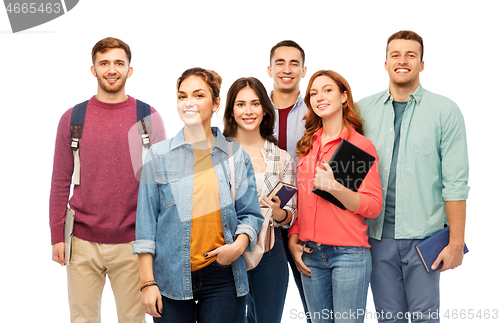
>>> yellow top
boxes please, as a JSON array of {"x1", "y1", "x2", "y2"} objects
[{"x1": 190, "y1": 148, "x2": 225, "y2": 271}]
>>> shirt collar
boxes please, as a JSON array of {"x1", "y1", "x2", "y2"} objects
[
  {"x1": 262, "y1": 139, "x2": 273, "y2": 154},
  {"x1": 260, "y1": 139, "x2": 277, "y2": 163},
  {"x1": 383, "y1": 84, "x2": 424, "y2": 104},
  {"x1": 311, "y1": 126, "x2": 350, "y2": 159},
  {"x1": 171, "y1": 127, "x2": 229, "y2": 152},
  {"x1": 313, "y1": 125, "x2": 352, "y2": 143},
  {"x1": 410, "y1": 84, "x2": 424, "y2": 103}
]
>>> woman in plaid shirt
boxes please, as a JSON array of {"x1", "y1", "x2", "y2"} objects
[{"x1": 223, "y1": 77, "x2": 297, "y2": 323}]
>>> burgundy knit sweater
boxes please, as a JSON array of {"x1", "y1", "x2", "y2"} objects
[{"x1": 49, "y1": 95, "x2": 165, "y2": 245}]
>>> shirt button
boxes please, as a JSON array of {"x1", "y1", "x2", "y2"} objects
[
  {"x1": 382, "y1": 187, "x2": 386, "y2": 191},
  {"x1": 385, "y1": 167, "x2": 389, "y2": 171},
  {"x1": 390, "y1": 128, "x2": 393, "y2": 132},
  {"x1": 387, "y1": 149, "x2": 391, "y2": 152}
]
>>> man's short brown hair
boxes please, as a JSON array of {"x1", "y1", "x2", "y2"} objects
[
  {"x1": 386, "y1": 30, "x2": 424, "y2": 61},
  {"x1": 91, "y1": 37, "x2": 132, "y2": 64}
]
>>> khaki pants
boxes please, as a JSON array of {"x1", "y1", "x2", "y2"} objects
[{"x1": 67, "y1": 236, "x2": 146, "y2": 323}]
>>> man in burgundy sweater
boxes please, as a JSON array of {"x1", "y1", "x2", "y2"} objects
[{"x1": 49, "y1": 37, "x2": 165, "y2": 322}]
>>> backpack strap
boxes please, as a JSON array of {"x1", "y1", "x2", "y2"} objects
[
  {"x1": 69, "y1": 99, "x2": 152, "y2": 185},
  {"x1": 136, "y1": 99, "x2": 152, "y2": 164},
  {"x1": 69, "y1": 100, "x2": 89, "y2": 185}
]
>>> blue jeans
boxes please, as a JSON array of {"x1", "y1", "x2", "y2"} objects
[
  {"x1": 301, "y1": 242, "x2": 371, "y2": 323},
  {"x1": 282, "y1": 227, "x2": 311, "y2": 323},
  {"x1": 246, "y1": 227, "x2": 289, "y2": 323},
  {"x1": 154, "y1": 261, "x2": 245, "y2": 323},
  {"x1": 369, "y1": 238, "x2": 440, "y2": 323}
]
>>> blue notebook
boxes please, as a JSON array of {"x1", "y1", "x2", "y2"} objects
[
  {"x1": 267, "y1": 181, "x2": 298, "y2": 209},
  {"x1": 415, "y1": 226, "x2": 469, "y2": 273}
]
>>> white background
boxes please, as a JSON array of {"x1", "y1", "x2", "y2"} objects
[{"x1": 1, "y1": 0, "x2": 498, "y2": 322}]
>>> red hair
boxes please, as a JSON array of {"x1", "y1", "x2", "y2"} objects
[{"x1": 296, "y1": 70, "x2": 364, "y2": 157}]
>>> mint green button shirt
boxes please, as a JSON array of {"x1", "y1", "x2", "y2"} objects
[{"x1": 358, "y1": 85, "x2": 469, "y2": 240}]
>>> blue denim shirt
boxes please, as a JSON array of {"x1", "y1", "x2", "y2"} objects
[{"x1": 133, "y1": 127, "x2": 263, "y2": 300}]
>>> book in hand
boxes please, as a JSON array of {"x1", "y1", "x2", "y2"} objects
[
  {"x1": 312, "y1": 139, "x2": 375, "y2": 210},
  {"x1": 415, "y1": 226, "x2": 469, "y2": 273},
  {"x1": 267, "y1": 181, "x2": 298, "y2": 209}
]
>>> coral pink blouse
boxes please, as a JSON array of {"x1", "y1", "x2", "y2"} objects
[{"x1": 288, "y1": 126, "x2": 383, "y2": 248}]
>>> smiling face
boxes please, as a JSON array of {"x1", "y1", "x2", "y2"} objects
[
  {"x1": 177, "y1": 75, "x2": 219, "y2": 128},
  {"x1": 91, "y1": 48, "x2": 133, "y2": 98},
  {"x1": 233, "y1": 86, "x2": 265, "y2": 134},
  {"x1": 385, "y1": 39, "x2": 424, "y2": 91},
  {"x1": 308, "y1": 75, "x2": 347, "y2": 121},
  {"x1": 268, "y1": 46, "x2": 307, "y2": 94}
]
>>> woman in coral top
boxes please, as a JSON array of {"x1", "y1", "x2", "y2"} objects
[{"x1": 288, "y1": 70, "x2": 383, "y2": 323}]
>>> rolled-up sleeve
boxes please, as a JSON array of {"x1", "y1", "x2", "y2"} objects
[
  {"x1": 133, "y1": 239, "x2": 156, "y2": 256},
  {"x1": 440, "y1": 101, "x2": 470, "y2": 201}
]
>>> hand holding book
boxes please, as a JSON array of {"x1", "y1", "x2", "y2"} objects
[
  {"x1": 314, "y1": 161, "x2": 361, "y2": 212},
  {"x1": 260, "y1": 195, "x2": 288, "y2": 223},
  {"x1": 415, "y1": 227, "x2": 469, "y2": 273},
  {"x1": 266, "y1": 182, "x2": 298, "y2": 209},
  {"x1": 314, "y1": 161, "x2": 343, "y2": 192},
  {"x1": 432, "y1": 242, "x2": 466, "y2": 272}
]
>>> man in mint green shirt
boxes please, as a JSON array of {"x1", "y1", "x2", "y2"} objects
[{"x1": 358, "y1": 30, "x2": 469, "y2": 322}]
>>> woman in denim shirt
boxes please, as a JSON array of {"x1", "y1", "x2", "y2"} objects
[
  {"x1": 223, "y1": 77, "x2": 297, "y2": 323},
  {"x1": 133, "y1": 68, "x2": 263, "y2": 323}
]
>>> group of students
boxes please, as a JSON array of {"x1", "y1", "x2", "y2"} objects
[{"x1": 50, "y1": 30, "x2": 469, "y2": 323}]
